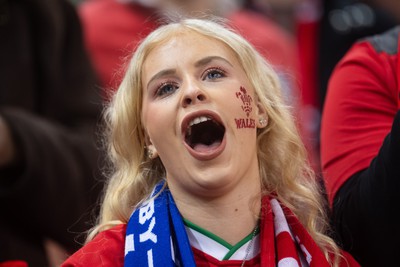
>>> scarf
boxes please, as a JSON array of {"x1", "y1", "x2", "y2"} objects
[{"x1": 124, "y1": 182, "x2": 332, "y2": 266}]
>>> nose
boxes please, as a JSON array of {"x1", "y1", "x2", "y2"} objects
[{"x1": 181, "y1": 82, "x2": 207, "y2": 108}]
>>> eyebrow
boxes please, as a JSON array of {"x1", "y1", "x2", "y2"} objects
[
  {"x1": 194, "y1": 56, "x2": 233, "y2": 68},
  {"x1": 147, "y1": 69, "x2": 177, "y2": 89},
  {"x1": 146, "y1": 56, "x2": 233, "y2": 89}
]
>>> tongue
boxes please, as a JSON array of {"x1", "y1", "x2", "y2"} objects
[{"x1": 192, "y1": 141, "x2": 221, "y2": 152}]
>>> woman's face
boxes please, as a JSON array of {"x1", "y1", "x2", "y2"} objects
[{"x1": 141, "y1": 31, "x2": 265, "y2": 198}]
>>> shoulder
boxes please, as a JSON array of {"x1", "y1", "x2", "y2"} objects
[
  {"x1": 361, "y1": 26, "x2": 400, "y2": 55},
  {"x1": 327, "y1": 26, "x2": 400, "y2": 97},
  {"x1": 334, "y1": 26, "x2": 400, "y2": 70},
  {"x1": 336, "y1": 26, "x2": 400, "y2": 75},
  {"x1": 61, "y1": 224, "x2": 126, "y2": 267}
]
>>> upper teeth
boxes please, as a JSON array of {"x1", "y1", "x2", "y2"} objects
[{"x1": 189, "y1": 116, "x2": 211, "y2": 127}]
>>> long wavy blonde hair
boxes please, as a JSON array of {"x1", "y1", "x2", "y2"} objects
[{"x1": 91, "y1": 17, "x2": 343, "y2": 266}]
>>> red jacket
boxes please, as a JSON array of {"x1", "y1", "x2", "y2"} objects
[{"x1": 321, "y1": 27, "x2": 400, "y2": 204}]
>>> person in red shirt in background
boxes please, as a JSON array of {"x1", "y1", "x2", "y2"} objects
[
  {"x1": 319, "y1": 1, "x2": 400, "y2": 266},
  {"x1": 78, "y1": 0, "x2": 320, "y2": 171},
  {"x1": 320, "y1": 26, "x2": 400, "y2": 267}
]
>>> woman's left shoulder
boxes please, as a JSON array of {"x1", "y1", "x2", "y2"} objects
[{"x1": 61, "y1": 224, "x2": 127, "y2": 267}]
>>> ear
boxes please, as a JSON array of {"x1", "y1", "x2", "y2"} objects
[
  {"x1": 255, "y1": 100, "x2": 268, "y2": 129},
  {"x1": 144, "y1": 132, "x2": 159, "y2": 159}
]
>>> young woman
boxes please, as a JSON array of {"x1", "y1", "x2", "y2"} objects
[{"x1": 62, "y1": 18, "x2": 359, "y2": 267}]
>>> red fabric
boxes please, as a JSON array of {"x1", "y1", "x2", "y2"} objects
[
  {"x1": 79, "y1": 0, "x2": 157, "y2": 93},
  {"x1": 61, "y1": 224, "x2": 125, "y2": 267},
  {"x1": 191, "y1": 247, "x2": 260, "y2": 267},
  {"x1": 398, "y1": 40, "x2": 400, "y2": 108},
  {"x1": 0, "y1": 261, "x2": 28, "y2": 267},
  {"x1": 261, "y1": 198, "x2": 360, "y2": 267},
  {"x1": 296, "y1": 19, "x2": 320, "y2": 108},
  {"x1": 294, "y1": 17, "x2": 322, "y2": 173},
  {"x1": 62, "y1": 198, "x2": 359, "y2": 266},
  {"x1": 320, "y1": 39, "x2": 399, "y2": 204}
]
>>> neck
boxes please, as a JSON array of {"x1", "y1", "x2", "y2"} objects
[{"x1": 171, "y1": 177, "x2": 262, "y2": 245}]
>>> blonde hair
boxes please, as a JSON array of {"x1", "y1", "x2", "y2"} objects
[{"x1": 92, "y1": 18, "x2": 343, "y2": 266}]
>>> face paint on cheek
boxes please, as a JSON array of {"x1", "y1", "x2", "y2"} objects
[
  {"x1": 234, "y1": 118, "x2": 255, "y2": 129},
  {"x1": 234, "y1": 86, "x2": 255, "y2": 129},
  {"x1": 235, "y1": 86, "x2": 253, "y2": 117}
]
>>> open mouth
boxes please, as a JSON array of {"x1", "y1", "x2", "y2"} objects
[{"x1": 185, "y1": 116, "x2": 225, "y2": 152}]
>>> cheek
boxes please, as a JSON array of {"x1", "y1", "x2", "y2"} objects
[
  {"x1": 142, "y1": 103, "x2": 164, "y2": 139},
  {"x1": 143, "y1": 102, "x2": 176, "y2": 143},
  {"x1": 233, "y1": 86, "x2": 256, "y2": 129}
]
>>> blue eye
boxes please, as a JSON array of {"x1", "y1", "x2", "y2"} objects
[
  {"x1": 204, "y1": 68, "x2": 226, "y2": 80},
  {"x1": 156, "y1": 82, "x2": 178, "y2": 97}
]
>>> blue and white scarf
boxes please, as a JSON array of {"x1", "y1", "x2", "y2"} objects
[{"x1": 124, "y1": 182, "x2": 196, "y2": 267}]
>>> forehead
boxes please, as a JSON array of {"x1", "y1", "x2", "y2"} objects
[{"x1": 143, "y1": 30, "x2": 239, "y2": 67}]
